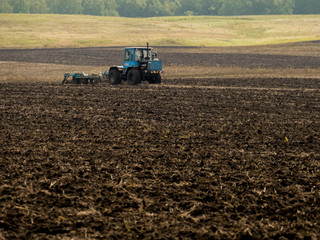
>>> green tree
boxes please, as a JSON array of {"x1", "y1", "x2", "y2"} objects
[
  {"x1": 30, "y1": 0, "x2": 49, "y2": 13},
  {"x1": 145, "y1": 0, "x2": 163, "y2": 16},
  {"x1": 104, "y1": 0, "x2": 119, "y2": 16},
  {"x1": 10, "y1": 0, "x2": 31, "y2": 13},
  {"x1": 268, "y1": 0, "x2": 294, "y2": 14},
  {"x1": 294, "y1": 0, "x2": 320, "y2": 14},
  {"x1": 47, "y1": 0, "x2": 82, "y2": 14},
  {"x1": 201, "y1": 0, "x2": 223, "y2": 15},
  {"x1": 63, "y1": 0, "x2": 82, "y2": 14},
  {"x1": 46, "y1": 0, "x2": 58, "y2": 13},
  {"x1": 248, "y1": 0, "x2": 294, "y2": 15},
  {"x1": 83, "y1": 0, "x2": 105, "y2": 15},
  {"x1": 117, "y1": 0, "x2": 148, "y2": 17},
  {"x1": 161, "y1": 0, "x2": 181, "y2": 16},
  {"x1": 178, "y1": 0, "x2": 201, "y2": 15},
  {"x1": 0, "y1": 0, "x2": 13, "y2": 13},
  {"x1": 219, "y1": 0, "x2": 251, "y2": 15},
  {"x1": 219, "y1": 0, "x2": 294, "y2": 16}
]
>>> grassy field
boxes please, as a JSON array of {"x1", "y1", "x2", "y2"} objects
[{"x1": 0, "y1": 14, "x2": 320, "y2": 48}]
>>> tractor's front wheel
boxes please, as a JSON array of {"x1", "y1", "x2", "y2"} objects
[
  {"x1": 109, "y1": 69, "x2": 121, "y2": 85},
  {"x1": 127, "y1": 69, "x2": 141, "y2": 85}
]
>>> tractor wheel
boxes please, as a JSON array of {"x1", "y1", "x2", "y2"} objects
[
  {"x1": 109, "y1": 69, "x2": 121, "y2": 85},
  {"x1": 127, "y1": 69, "x2": 141, "y2": 85},
  {"x1": 148, "y1": 73, "x2": 162, "y2": 84}
]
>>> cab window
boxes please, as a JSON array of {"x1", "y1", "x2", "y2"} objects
[
  {"x1": 125, "y1": 50, "x2": 131, "y2": 61},
  {"x1": 135, "y1": 50, "x2": 142, "y2": 61}
]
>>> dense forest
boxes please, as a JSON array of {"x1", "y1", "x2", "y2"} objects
[{"x1": 0, "y1": 0, "x2": 319, "y2": 16}]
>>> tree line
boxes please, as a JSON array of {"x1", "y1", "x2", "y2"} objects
[{"x1": 1, "y1": 0, "x2": 319, "y2": 16}]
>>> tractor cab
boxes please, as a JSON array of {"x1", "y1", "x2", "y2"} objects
[{"x1": 123, "y1": 47, "x2": 155, "y2": 68}]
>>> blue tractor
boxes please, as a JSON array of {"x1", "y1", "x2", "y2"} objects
[
  {"x1": 62, "y1": 43, "x2": 163, "y2": 85},
  {"x1": 107, "y1": 43, "x2": 163, "y2": 85}
]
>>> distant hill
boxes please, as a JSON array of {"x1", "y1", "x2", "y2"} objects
[{"x1": 0, "y1": 14, "x2": 319, "y2": 48}]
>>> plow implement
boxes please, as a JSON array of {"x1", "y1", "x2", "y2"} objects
[{"x1": 62, "y1": 72, "x2": 106, "y2": 84}]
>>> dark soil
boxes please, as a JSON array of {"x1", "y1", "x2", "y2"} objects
[
  {"x1": 1, "y1": 45, "x2": 320, "y2": 239},
  {"x1": 1, "y1": 45, "x2": 320, "y2": 69}
]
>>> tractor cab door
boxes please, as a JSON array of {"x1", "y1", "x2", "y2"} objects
[{"x1": 123, "y1": 49, "x2": 138, "y2": 69}]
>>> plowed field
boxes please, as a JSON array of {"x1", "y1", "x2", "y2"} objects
[
  {"x1": 1, "y1": 44, "x2": 320, "y2": 239},
  {"x1": 1, "y1": 43, "x2": 320, "y2": 68}
]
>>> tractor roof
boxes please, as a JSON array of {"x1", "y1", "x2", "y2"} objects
[{"x1": 124, "y1": 47, "x2": 153, "y2": 50}]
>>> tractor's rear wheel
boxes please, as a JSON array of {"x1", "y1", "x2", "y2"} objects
[
  {"x1": 127, "y1": 69, "x2": 141, "y2": 85},
  {"x1": 148, "y1": 73, "x2": 162, "y2": 84},
  {"x1": 109, "y1": 69, "x2": 121, "y2": 85}
]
